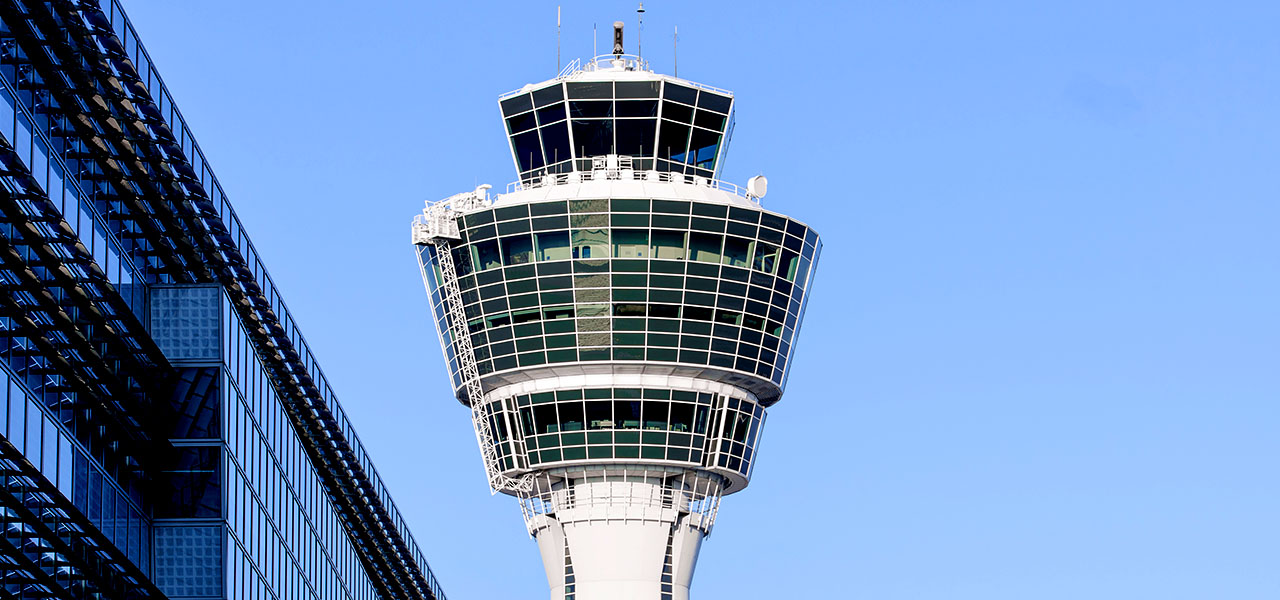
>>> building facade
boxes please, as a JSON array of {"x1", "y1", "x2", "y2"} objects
[
  {"x1": 413, "y1": 27, "x2": 820, "y2": 600},
  {"x1": 0, "y1": 2, "x2": 444, "y2": 599}
]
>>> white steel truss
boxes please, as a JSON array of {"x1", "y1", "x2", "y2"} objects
[{"x1": 414, "y1": 186, "x2": 534, "y2": 494}]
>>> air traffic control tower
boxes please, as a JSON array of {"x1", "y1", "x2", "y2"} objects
[{"x1": 412, "y1": 23, "x2": 821, "y2": 600}]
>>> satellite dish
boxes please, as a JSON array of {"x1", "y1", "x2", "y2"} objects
[{"x1": 747, "y1": 175, "x2": 768, "y2": 199}]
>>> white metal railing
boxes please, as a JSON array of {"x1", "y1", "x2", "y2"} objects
[
  {"x1": 499, "y1": 54, "x2": 735, "y2": 100},
  {"x1": 503, "y1": 162, "x2": 760, "y2": 204}
]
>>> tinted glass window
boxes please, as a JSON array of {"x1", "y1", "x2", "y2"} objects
[
  {"x1": 500, "y1": 93, "x2": 533, "y2": 116},
  {"x1": 658, "y1": 120, "x2": 690, "y2": 162},
  {"x1": 697, "y1": 91, "x2": 732, "y2": 113},
  {"x1": 537, "y1": 103, "x2": 566, "y2": 125},
  {"x1": 572, "y1": 120, "x2": 614, "y2": 157},
  {"x1": 615, "y1": 119, "x2": 657, "y2": 156},
  {"x1": 567, "y1": 81, "x2": 613, "y2": 99},
  {"x1": 540, "y1": 121, "x2": 571, "y2": 165},
  {"x1": 512, "y1": 130, "x2": 545, "y2": 171},
  {"x1": 617, "y1": 100, "x2": 659, "y2": 118},
  {"x1": 663, "y1": 83, "x2": 698, "y2": 105},
  {"x1": 532, "y1": 83, "x2": 565, "y2": 107},
  {"x1": 616, "y1": 80, "x2": 660, "y2": 98}
]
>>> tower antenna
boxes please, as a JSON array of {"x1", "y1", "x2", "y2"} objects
[
  {"x1": 556, "y1": 6, "x2": 561, "y2": 73},
  {"x1": 674, "y1": 25, "x2": 678, "y2": 77},
  {"x1": 593, "y1": 22, "x2": 597, "y2": 58},
  {"x1": 637, "y1": 3, "x2": 645, "y2": 58}
]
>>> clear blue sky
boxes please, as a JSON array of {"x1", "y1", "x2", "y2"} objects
[{"x1": 124, "y1": 1, "x2": 1278, "y2": 598}]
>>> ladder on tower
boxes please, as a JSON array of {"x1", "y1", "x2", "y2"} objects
[{"x1": 414, "y1": 186, "x2": 534, "y2": 494}]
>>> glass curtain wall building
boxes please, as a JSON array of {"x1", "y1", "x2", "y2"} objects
[
  {"x1": 413, "y1": 26, "x2": 820, "y2": 600},
  {"x1": 0, "y1": 2, "x2": 444, "y2": 599}
]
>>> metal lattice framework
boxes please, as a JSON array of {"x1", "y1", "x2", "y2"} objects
[{"x1": 414, "y1": 187, "x2": 533, "y2": 494}]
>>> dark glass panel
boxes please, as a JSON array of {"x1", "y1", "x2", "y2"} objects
[
  {"x1": 506, "y1": 111, "x2": 536, "y2": 134},
  {"x1": 697, "y1": 91, "x2": 733, "y2": 113},
  {"x1": 658, "y1": 120, "x2": 691, "y2": 162},
  {"x1": 616, "y1": 80, "x2": 660, "y2": 98},
  {"x1": 533, "y1": 83, "x2": 565, "y2": 106},
  {"x1": 617, "y1": 100, "x2": 659, "y2": 117},
  {"x1": 155, "y1": 447, "x2": 220, "y2": 518},
  {"x1": 586, "y1": 401, "x2": 612, "y2": 429},
  {"x1": 531, "y1": 200, "x2": 569, "y2": 216},
  {"x1": 663, "y1": 83, "x2": 698, "y2": 105},
  {"x1": 473, "y1": 240, "x2": 501, "y2": 271},
  {"x1": 541, "y1": 121, "x2": 571, "y2": 165},
  {"x1": 695, "y1": 109, "x2": 726, "y2": 131},
  {"x1": 670, "y1": 403, "x2": 694, "y2": 432},
  {"x1": 169, "y1": 368, "x2": 219, "y2": 438},
  {"x1": 500, "y1": 93, "x2": 533, "y2": 116},
  {"x1": 559, "y1": 402, "x2": 585, "y2": 431},
  {"x1": 689, "y1": 128, "x2": 721, "y2": 168},
  {"x1": 722, "y1": 237, "x2": 751, "y2": 268},
  {"x1": 615, "y1": 119, "x2": 657, "y2": 156},
  {"x1": 614, "y1": 401, "x2": 642, "y2": 429},
  {"x1": 572, "y1": 120, "x2": 614, "y2": 157},
  {"x1": 495, "y1": 205, "x2": 530, "y2": 221},
  {"x1": 662, "y1": 101, "x2": 693, "y2": 123},
  {"x1": 512, "y1": 130, "x2": 545, "y2": 172},
  {"x1": 567, "y1": 81, "x2": 613, "y2": 98},
  {"x1": 569, "y1": 101, "x2": 614, "y2": 118},
  {"x1": 537, "y1": 102, "x2": 566, "y2": 126}
]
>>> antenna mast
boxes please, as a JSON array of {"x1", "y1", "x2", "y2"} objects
[
  {"x1": 557, "y1": 6, "x2": 561, "y2": 72},
  {"x1": 637, "y1": 3, "x2": 645, "y2": 58},
  {"x1": 674, "y1": 25, "x2": 678, "y2": 77}
]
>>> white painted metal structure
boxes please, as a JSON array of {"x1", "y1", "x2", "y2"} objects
[{"x1": 414, "y1": 40, "x2": 820, "y2": 600}]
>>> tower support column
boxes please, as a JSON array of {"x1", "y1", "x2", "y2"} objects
[{"x1": 528, "y1": 476, "x2": 716, "y2": 600}]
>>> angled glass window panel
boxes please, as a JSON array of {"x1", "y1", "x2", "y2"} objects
[
  {"x1": 616, "y1": 80, "x2": 661, "y2": 98},
  {"x1": 568, "y1": 81, "x2": 613, "y2": 98},
  {"x1": 697, "y1": 91, "x2": 733, "y2": 113},
  {"x1": 537, "y1": 102, "x2": 566, "y2": 126},
  {"x1": 643, "y1": 401, "x2": 670, "y2": 430},
  {"x1": 612, "y1": 229, "x2": 649, "y2": 258},
  {"x1": 571, "y1": 228, "x2": 609, "y2": 259},
  {"x1": 559, "y1": 402, "x2": 585, "y2": 432},
  {"x1": 695, "y1": 109, "x2": 726, "y2": 132},
  {"x1": 501, "y1": 93, "x2": 533, "y2": 116},
  {"x1": 616, "y1": 100, "x2": 659, "y2": 118},
  {"x1": 540, "y1": 121, "x2": 571, "y2": 167},
  {"x1": 473, "y1": 240, "x2": 501, "y2": 271},
  {"x1": 569, "y1": 101, "x2": 613, "y2": 118},
  {"x1": 615, "y1": 119, "x2": 657, "y2": 157},
  {"x1": 535, "y1": 230, "x2": 571, "y2": 261},
  {"x1": 689, "y1": 232, "x2": 723, "y2": 263},
  {"x1": 614, "y1": 400, "x2": 642, "y2": 429},
  {"x1": 501, "y1": 234, "x2": 534, "y2": 266},
  {"x1": 572, "y1": 119, "x2": 614, "y2": 157},
  {"x1": 651, "y1": 230, "x2": 686, "y2": 260},
  {"x1": 753, "y1": 242, "x2": 779, "y2": 275},
  {"x1": 658, "y1": 120, "x2": 691, "y2": 162},
  {"x1": 722, "y1": 237, "x2": 751, "y2": 267},
  {"x1": 662, "y1": 101, "x2": 693, "y2": 124},
  {"x1": 689, "y1": 127, "x2": 722, "y2": 168},
  {"x1": 506, "y1": 110, "x2": 537, "y2": 134},
  {"x1": 586, "y1": 401, "x2": 612, "y2": 429},
  {"x1": 533, "y1": 83, "x2": 565, "y2": 107},
  {"x1": 512, "y1": 130, "x2": 545, "y2": 172},
  {"x1": 663, "y1": 82, "x2": 698, "y2": 105}
]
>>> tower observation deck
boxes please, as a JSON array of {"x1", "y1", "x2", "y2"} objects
[{"x1": 413, "y1": 27, "x2": 821, "y2": 600}]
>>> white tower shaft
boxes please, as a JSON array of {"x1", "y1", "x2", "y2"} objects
[{"x1": 528, "y1": 477, "x2": 714, "y2": 600}]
